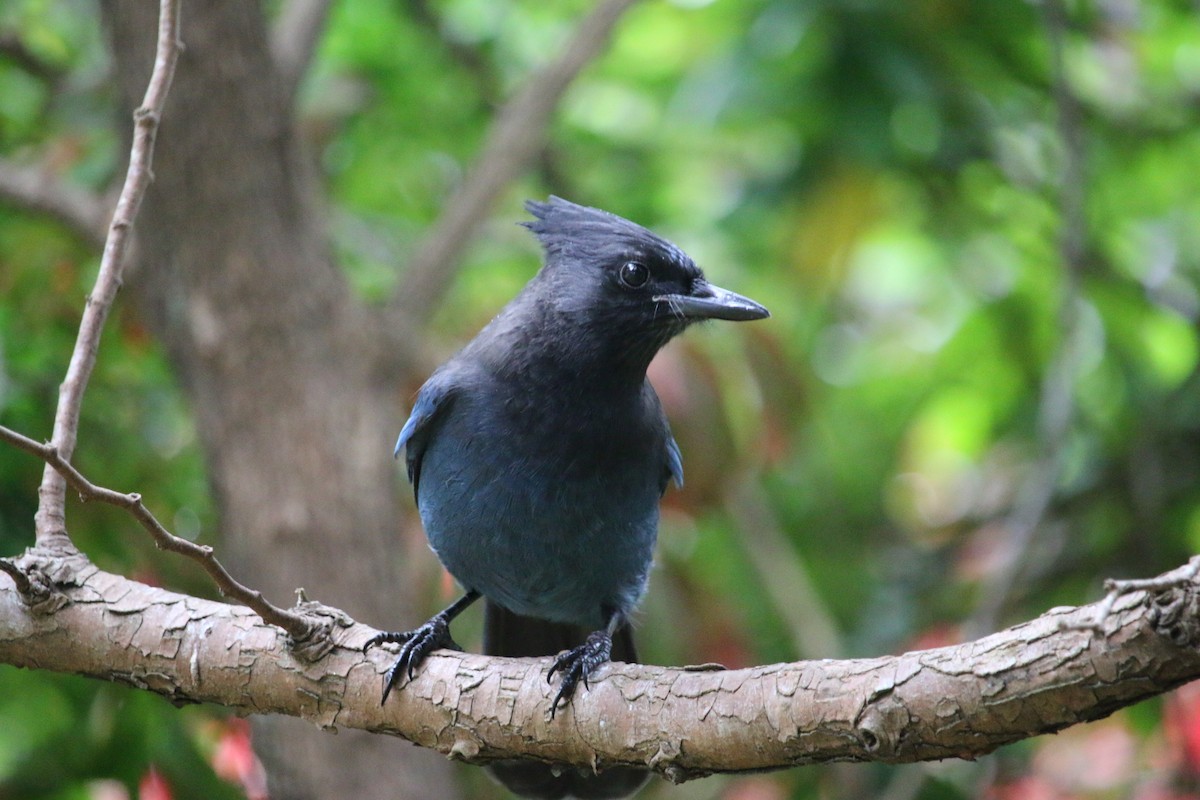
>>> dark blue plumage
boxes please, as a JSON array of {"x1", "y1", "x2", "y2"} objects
[{"x1": 367, "y1": 197, "x2": 768, "y2": 799}]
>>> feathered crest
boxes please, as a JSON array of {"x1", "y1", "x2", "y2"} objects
[{"x1": 521, "y1": 196, "x2": 691, "y2": 271}]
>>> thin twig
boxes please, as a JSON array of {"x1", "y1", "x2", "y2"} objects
[
  {"x1": 270, "y1": 0, "x2": 332, "y2": 104},
  {"x1": 386, "y1": 0, "x2": 640, "y2": 337},
  {"x1": 33, "y1": 0, "x2": 183, "y2": 543},
  {"x1": 0, "y1": 424, "x2": 315, "y2": 639},
  {"x1": 0, "y1": 159, "x2": 108, "y2": 248}
]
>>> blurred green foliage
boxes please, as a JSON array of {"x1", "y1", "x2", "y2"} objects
[{"x1": 4, "y1": 0, "x2": 1200, "y2": 798}]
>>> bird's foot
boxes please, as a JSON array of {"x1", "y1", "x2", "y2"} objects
[
  {"x1": 546, "y1": 629, "x2": 612, "y2": 719},
  {"x1": 364, "y1": 615, "x2": 462, "y2": 703}
]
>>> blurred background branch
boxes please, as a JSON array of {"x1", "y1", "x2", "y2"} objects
[
  {"x1": 270, "y1": 0, "x2": 332, "y2": 105},
  {"x1": 386, "y1": 0, "x2": 640, "y2": 339},
  {"x1": 966, "y1": 0, "x2": 1090, "y2": 641},
  {"x1": 0, "y1": 159, "x2": 106, "y2": 247}
]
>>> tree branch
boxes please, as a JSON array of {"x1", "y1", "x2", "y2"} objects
[
  {"x1": 0, "y1": 551, "x2": 1197, "y2": 781},
  {"x1": 33, "y1": 0, "x2": 183, "y2": 543},
  {"x1": 385, "y1": 0, "x2": 640, "y2": 341},
  {"x1": 270, "y1": 0, "x2": 332, "y2": 104},
  {"x1": 0, "y1": 158, "x2": 108, "y2": 248}
]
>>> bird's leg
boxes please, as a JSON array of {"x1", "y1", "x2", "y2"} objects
[
  {"x1": 364, "y1": 589, "x2": 481, "y2": 703},
  {"x1": 546, "y1": 607, "x2": 625, "y2": 719}
]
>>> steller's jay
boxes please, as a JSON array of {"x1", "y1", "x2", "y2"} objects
[{"x1": 366, "y1": 197, "x2": 768, "y2": 798}]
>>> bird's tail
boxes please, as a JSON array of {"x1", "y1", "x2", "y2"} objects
[{"x1": 482, "y1": 601, "x2": 650, "y2": 800}]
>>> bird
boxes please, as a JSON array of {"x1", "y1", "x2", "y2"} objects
[{"x1": 366, "y1": 196, "x2": 769, "y2": 798}]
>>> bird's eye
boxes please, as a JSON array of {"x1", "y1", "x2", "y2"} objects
[{"x1": 619, "y1": 261, "x2": 650, "y2": 289}]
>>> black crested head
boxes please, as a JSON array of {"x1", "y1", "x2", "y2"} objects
[{"x1": 520, "y1": 197, "x2": 769, "y2": 337}]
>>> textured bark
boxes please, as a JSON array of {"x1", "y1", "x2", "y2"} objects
[
  {"x1": 97, "y1": 2, "x2": 454, "y2": 797},
  {"x1": 3, "y1": 546, "x2": 1199, "y2": 783}
]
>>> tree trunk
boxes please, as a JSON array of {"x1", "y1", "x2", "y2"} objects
[{"x1": 99, "y1": 2, "x2": 456, "y2": 797}]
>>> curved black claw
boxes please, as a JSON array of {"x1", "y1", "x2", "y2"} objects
[
  {"x1": 547, "y1": 630, "x2": 613, "y2": 719},
  {"x1": 364, "y1": 616, "x2": 462, "y2": 704}
]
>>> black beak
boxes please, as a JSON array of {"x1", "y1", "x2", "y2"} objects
[{"x1": 654, "y1": 280, "x2": 770, "y2": 322}]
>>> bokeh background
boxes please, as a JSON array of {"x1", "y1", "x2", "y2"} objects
[{"x1": 3, "y1": 0, "x2": 1200, "y2": 798}]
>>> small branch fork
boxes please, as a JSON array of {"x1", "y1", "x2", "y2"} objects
[
  {"x1": 0, "y1": 425, "x2": 316, "y2": 640},
  {"x1": 1069, "y1": 556, "x2": 1200, "y2": 633},
  {"x1": 33, "y1": 0, "x2": 183, "y2": 543}
]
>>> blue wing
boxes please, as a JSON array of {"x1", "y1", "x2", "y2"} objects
[{"x1": 395, "y1": 370, "x2": 459, "y2": 501}]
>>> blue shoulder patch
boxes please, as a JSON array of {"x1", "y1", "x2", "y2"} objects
[
  {"x1": 395, "y1": 376, "x2": 452, "y2": 456},
  {"x1": 666, "y1": 435, "x2": 684, "y2": 489},
  {"x1": 395, "y1": 371, "x2": 459, "y2": 494},
  {"x1": 394, "y1": 405, "x2": 424, "y2": 459}
]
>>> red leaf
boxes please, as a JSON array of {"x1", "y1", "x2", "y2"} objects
[
  {"x1": 138, "y1": 767, "x2": 172, "y2": 800},
  {"x1": 212, "y1": 718, "x2": 269, "y2": 800},
  {"x1": 1165, "y1": 682, "x2": 1200, "y2": 775}
]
